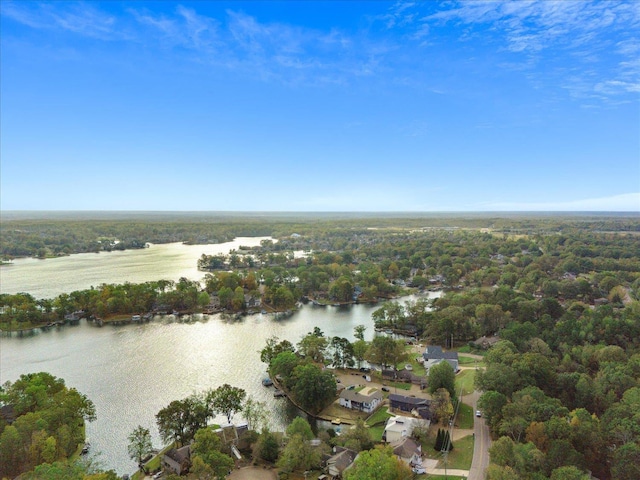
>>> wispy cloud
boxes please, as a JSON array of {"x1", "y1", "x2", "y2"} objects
[
  {"x1": 479, "y1": 193, "x2": 640, "y2": 212},
  {"x1": 2, "y1": 2, "x2": 122, "y2": 40},
  {"x1": 412, "y1": 0, "x2": 640, "y2": 102}
]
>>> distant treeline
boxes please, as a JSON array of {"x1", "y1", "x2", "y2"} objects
[{"x1": 1, "y1": 212, "x2": 639, "y2": 259}]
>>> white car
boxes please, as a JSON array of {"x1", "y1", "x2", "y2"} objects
[
  {"x1": 476, "y1": 410, "x2": 482, "y2": 417},
  {"x1": 412, "y1": 466, "x2": 426, "y2": 474},
  {"x1": 153, "y1": 472, "x2": 163, "y2": 479}
]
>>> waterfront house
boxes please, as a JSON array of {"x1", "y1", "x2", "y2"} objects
[
  {"x1": 323, "y1": 446, "x2": 358, "y2": 479},
  {"x1": 388, "y1": 394, "x2": 432, "y2": 420},
  {"x1": 338, "y1": 387, "x2": 383, "y2": 413},
  {"x1": 422, "y1": 345, "x2": 459, "y2": 372},
  {"x1": 162, "y1": 445, "x2": 191, "y2": 475},
  {"x1": 383, "y1": 415, "x2": 422, "y2": 443}
]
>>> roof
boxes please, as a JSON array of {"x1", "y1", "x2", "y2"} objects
[
  {"x1": 423, "y1": 345, "x2": 458, "y2": 360},
  {"x1": 164, "y1": 445, "x2": 190, "y2": 464},
  {"x1": 340, "y1": 388, "x2": 383, "y2": 403},
  {"x1": 327, "y1": 447, "x2": 358, "y2": 472},
  {"x1": 390, "y1": 437, "x2": 421, "y2": 459},
  {"x1": 389, "y1": 394, "x2": 430, "y2": 407},
  {"x1": 385, "y1": 415, "x2": 417, "y2": 434}
]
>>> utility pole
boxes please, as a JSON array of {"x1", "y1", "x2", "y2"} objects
[{"x1": 441, "y1": 386, "x2": 464, "y2": 480}]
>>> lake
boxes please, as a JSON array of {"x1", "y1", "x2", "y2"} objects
[{"x1": 0, "y1": 239, "x2": 440, "y2": 476}]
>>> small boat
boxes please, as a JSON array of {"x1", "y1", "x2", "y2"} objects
[
  {"x1": 81, "y1": 441, "x2": 90, "y2": 455},
  {"x1": 273, "y1": 389, "x2": 285, "y2": 398},
  {"x1": 262, "y1": 378, "x2": 273, "y2": 387}
]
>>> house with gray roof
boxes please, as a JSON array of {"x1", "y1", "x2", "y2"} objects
[
  {"x1": 422, "y1": 345, "x2": 459, "y2": 372},
  {"x1": 338, "y1": 387, "x2": 383, "y2": 413}
]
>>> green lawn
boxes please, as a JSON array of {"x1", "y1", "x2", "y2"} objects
[
  {"x1": 397, "y1": 346, "x2": 427, "y2": 375},
  {"x1": 366, "y1": 407, "x2": 392, "y2": 442},
  {"x1": 385, "y1": 381, "x2": 412, "y2": 391},
  {"x1": 455, "y1": 369, "x2": 476, "y2": 396},
  {"x1": 445, "y1": 434, "x2": 474, "y2": 470},
  {"x1": 458, "y1": 355, "x2": 486, "y2": 368},
  {"x1": 366, "y1": 406, "x2": 392, "y2": 426},
  {"x1": 456, "y1": 402, "x2": 474, "y2": 429}
]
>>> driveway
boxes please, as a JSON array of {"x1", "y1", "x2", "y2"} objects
[{"x1": 227, "y1": 467, "x2": 278, "y2": 480}]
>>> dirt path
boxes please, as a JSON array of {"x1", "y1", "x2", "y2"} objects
[{"x1": 227, "y1": 466, "x2": 277, "y2": 480}]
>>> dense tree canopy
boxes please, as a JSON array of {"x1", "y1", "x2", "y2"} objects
[{"x1": 0, "y1": 373, "x2": 96, "y2": 479}]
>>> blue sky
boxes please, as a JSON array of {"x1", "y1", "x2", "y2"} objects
[{"x1": 1, "y1": 1, "x2": 639, "y2": 212}]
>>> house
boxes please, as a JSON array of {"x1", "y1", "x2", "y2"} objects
[
  {"x1": 215, "y1": 422, "x2": 249, "y2": 445},
  {"x1": 422, "y1": 345, "x2": 459, "y2": 372},
  {"x1": 339, "y1": 387, "x2": 383, "y2": 413},
  {"x1": 383, "y1": 415, "x2": 419, "y2": 443},
  {"x1": 323, "y1": 446, "x2": 358, "y2": 479},
  {"x1": 390, "y1": 437, "x2": 422, "y2": 465},
  {"x1": 162, "y1": 445, "x2": 191, "y2": 475},
  {"x1": 473, "y1": 335, "x2": 500, "y2": 350},
  {"x1": 388, "y1": 394, "x2": 432, "y2": 420}
]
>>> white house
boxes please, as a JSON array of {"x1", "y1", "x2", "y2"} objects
[
  {"x1": 383, "y1": 415, "x2": 426, "y2": 444},
  {"x1": 338, "y1": 387, "x2": 383, "y2": 414}
]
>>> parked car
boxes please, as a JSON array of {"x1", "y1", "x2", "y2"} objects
[
  {"x1": 382, "y1": 386, "x2": 390, "y2": 392},
  {"x1": 153, "y1": 472, "x2": 164, "y2": 479},
  {"x1": 476, "y1": 410, "x2": 482, "y2": 417},
  {"x1": 412, "y1": 466, "x2": 426, "y2": 474}
]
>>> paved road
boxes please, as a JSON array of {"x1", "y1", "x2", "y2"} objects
[{"x1": 467, "y1": 390, "x2": 491, "y2": 480}]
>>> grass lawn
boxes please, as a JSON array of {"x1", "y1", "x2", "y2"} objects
[
  {"x1": 423, "y1": 433, "x2": 474, "y2": 470},
  {"x1": 457, "y1": 344, "x2": 488, "y2": 354},
  {"x1": 456, "y1": 402, "x2": 474, "y2": 429},
  {"x1": 455, "y1": 369, "x2": 476, "y2": 396},
  {"x1": 366, "y1": 406, "x2": 392, "y2": 426},
  {"x1": 366, "y1": 406, "x2": 393, "y2": 442},
  {"x1": 445, "y1": 434, "x2": 474, "y2": 470},
  {"x1": 458, "y1": 355, "x2": 486, "y2": 368},
  {"x1": 398, "y1": 346, "x2": 427, "y2": 376},
  {"x1": 385, "y1": 381, "x2": 412, "y2": 391}
]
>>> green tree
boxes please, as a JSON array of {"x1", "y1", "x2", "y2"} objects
[
  {"x1": 242, "y1": 397, "x2": 267, "y2": 431},
  {"x1": 255, "y1": 428, "x2": 279, "y2": 463},
  {"x1": 550, "y1": 466, "x2": 591, "y2": 480},
  {"x1": 343, "y1": 446, "x2": 412, "y2": 480},
  {"x1": 277, "y1": 433, "x2": 322, "y2": 472},
  {"x1": 336, "y1": 418, "x2": 373, "y2": 452},
  {"x1": 330, "y1": 336, "x2": 355, "y2": 368},
  {"x1": 156, "y1": 395, "x2": 209, "y2": 446},
  {"x1": 354, "y1": 324, "x2": 367, "y2": 341},
  {"x1": 365, "y1": 336, "x2": 406, "y2": 369},
  {"x1": 297, "y1": 330, "x2": 328, "y2": 363},
  {"x1": 291, "y1": 363, "x2": 337, "y2": 414},
  {"x1": 190, "y1": 427, "x2": 234, "y2": 480},
  {"x1": 611, "y1": 442, "x2": 640, "y2": 480},
  {"x1": 427, "y1": 361, "x2": 456, "y2": 398},
  {"x1": 127, "y1": 425, "x2": 152, "y2": 466},
  {"x1": 352, "y1": 339, "x2": 368, "y2": 368},
  {"x1": 260, "y1": 336, "x2": 295, "y2": 365},
  {"x1": 286, "y1": 417, "x2": 314, "y2": 440},
  {"x1": 207, "y1": 384, "x2": 246, "y2": 424}
]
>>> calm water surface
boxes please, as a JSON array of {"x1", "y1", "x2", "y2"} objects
[
  {"x1": 0, "y1": 239, "x2": 440, "y2": 475},
  {"x1": 0, "y1": 237, "x2": 270, "y2": 299}
]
